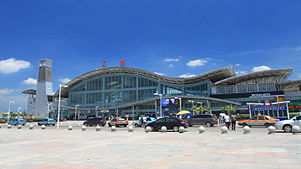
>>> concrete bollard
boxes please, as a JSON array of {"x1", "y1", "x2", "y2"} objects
[
  {"x1": 145, "y1": 126, "x2": 152, "y2": 133},
  {"x1": 96, "y1": 125, "x2": 101, "y2": 132},
  {"x1": 111, "y1": 126, "x2": 116, "y2": 132},
  {"x1": 41, "y1": 125, "x2": 46, "y2": 130},
  {"x1": 161, "y1": 126, "x2": 167, "y2": 133},
  {"x1": 82, "y1": 125, "x2": 86, "y2": 131},
  {"x1": 199, "y1": 126, "x2": 205, "y2": 134},
  {"x1": 128, "y1": 125, "x2": 134, "y2": 132},
  {"x1": 267, "y1": 126, "x2": 276, "y2": 134},
  {"x1": 179, "y1": 126, "x2": 185, "y2": 133},
  {"x1": 68, "y1": 125, "x2": 73, "y2": 131},
  {"x1": 29, "y1": 124, "x2": 34, "y2": 130},
  {"x1": 292, "y1": 125, "x2": 300, "y2": 134},
  {"x1": 243, "y1": 126, "x2": 251, "y2": 134},
  {"x1": 17, "y1": 125, "x2": 22, "y2": 129},
  {"x1": 7, "y1": 124, "x2": 12, "y2": 129},
  {"x1": 221, "y1": 126, "x2": 228, "y2": 134}
]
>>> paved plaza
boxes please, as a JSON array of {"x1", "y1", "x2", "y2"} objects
[{"x1": 0, "y1": 123, "x2": 301, "y2": 169}]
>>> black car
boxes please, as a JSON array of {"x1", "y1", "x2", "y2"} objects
[
  {"x1": 145, "y1": 117, "x2": 188, "y2": 132},
  {"x1": 83, "y1": 117, "x2": 106, "y2": 127}
]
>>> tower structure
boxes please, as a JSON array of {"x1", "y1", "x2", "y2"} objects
[{"x1": 35, "y1": 59, "x2": 53, "y2": 118}]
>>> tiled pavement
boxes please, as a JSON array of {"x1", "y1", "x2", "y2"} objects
[{"x1": 0, "y1": 124, "x2": 300, "y2": 169}]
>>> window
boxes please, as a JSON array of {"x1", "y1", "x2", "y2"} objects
[
  {"x1": 123, "y1": 90, "x2": 136, "y2": 103},
  {"x1": 250, "y1": 117, "x2": 257, "y2": 120},
  {"x1": 258, "y1": 116, "x2": 265, "y2": 120},
  {"x1": 138, "y1": 78, "x2": 158, "y2": 87},
  {"x1": 87, "y1": 78, "x2": 102, "y2": 91},
  {"x1": 166, "y1": 118, "x2": 178, "y2": 122},
  {"x1": 105, "y1": 76, "x2": 122, "y2": 89},
  {"x1": 124, "y1": 76, "x2": 136, "y2": 88},
  {"x1": 296, "y1": 116, "x2": 301, "y2": 120},
  {"x1": 156, "y1": 118, "x2": 165, "y2": 123}
]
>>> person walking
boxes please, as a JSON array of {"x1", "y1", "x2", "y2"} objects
[
  {"x1": 224, "y1": 114, "x2": 230, "y2": 129},
  {"x1": 231, "y1": 114, "x2": 237, "y2": 130}
]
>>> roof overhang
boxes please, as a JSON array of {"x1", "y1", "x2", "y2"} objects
[
  {"x1": 22, "y1": 89, "x2": 36, "y2": 95},
  {"x1": 214, "y1": 68, "x2": 292, "y2": 85}
]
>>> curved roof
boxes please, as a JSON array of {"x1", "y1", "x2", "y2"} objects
[
  {"x1": 56, "y1": 67, "x2": 235, "y2": 97},
  {"x1": 214, "y1": 68, "x2": 292, "y2": 85},
  {"x1": 22, "y1": 89, "x2": 36, "y2": 95}
]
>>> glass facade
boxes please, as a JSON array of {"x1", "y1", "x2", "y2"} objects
[{"x1": 68, "y1": 73, "x2": 212, "y2": 117}]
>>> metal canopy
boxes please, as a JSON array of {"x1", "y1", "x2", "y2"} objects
[{"x1": 214, "y1": 68, "x2": 292, "y2": 85}]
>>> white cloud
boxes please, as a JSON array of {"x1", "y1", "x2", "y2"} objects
[
  {"x1": 153, "y1": 72, "x2": 166, "y2": 76},
  {"x1": 186, "y1": 59, "x2": 208, "y2": 67},
  {"x1": 0, "y1": 88, "x2": 14, "y2": 95},
  {"x1": 252, "y1": 65, "x2": 272, "y2": 72},
  {"x1": 179, "y1": 73, "x2": 197, "y2": 78},
  {"x1": 298, "y1": 73, "x2": 301, "y2": 79},
  {"x1": 164, "y1": 58, "x2": 179, "y2": 62},
  {"x1": 168, "y1": 64, "x2": 174, "y2": 67},
  {"x1": 59, "y1": 78, "x2": 71, "y2": 84},
  {"x1": 235, "y1": 64, "x2": 240, "y2": 66},
  {"x1": 235, "y1": 70, "x2": 247, "y2": 75},
  {"x1": 0, "y1": 58, "x2": 31, "y2": 74},
  {"x1": 164, "y1": 56, "x2": 182, "y2": 62},
  {"x1": 23, "y1": 78, "x2": 37, "y2": 85}
]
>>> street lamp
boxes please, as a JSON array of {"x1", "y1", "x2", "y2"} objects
[
  {"x1": 95, "y1": 106, "x2": 99, "y2": 117},
  {"x1": 75, "y1": 105, "x2": 80, "y2": 121},
  {"x1": 154, "y1": 92, "x2": 163, "y2": 117},
  {"x1": 57, "y1": 84, "x2": 68, "y2": 129},
  {"x1": 7, "y1": 100, "x2": 14, "y2": 123}
]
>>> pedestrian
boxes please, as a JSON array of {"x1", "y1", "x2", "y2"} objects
[
  {"x1": 224, "y1": 114, "x2": 230, "y2": 129},
  {"x1": 231, "y1": 114, "x2": 237, "y2": 130}
]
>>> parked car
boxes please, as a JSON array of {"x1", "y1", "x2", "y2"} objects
[
  {"x1": 185, "y1": 114, "x2": 218, "y2": 127},
  {"x1": 37, "y1": 118, "x2": 56, "y2": 126},
  {"x1": 83, "y1": 117, "x2": 106, "y2": 127},
  {"x1": 108, "y1": 118, "x2": 128, "y2": 127},
  {"x1": 132, "y1": 117, "x2": 156, "y2": 127},
  {"x1": 238, "y1": 115, "x2": 279, "y2": 127},
  {"x1": 145, "y1": 117, "x2": 188, "y2": 132},
  {"x1": 8, "y1": 119, "x2": 27, "y2": 126},
  {"x1": 274, "y1": 114, "x2": 301, "y2": 133}
]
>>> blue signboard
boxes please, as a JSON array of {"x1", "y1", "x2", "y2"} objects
[{"x1": 250, "y1": 106, "x2": 287, "y2": 111}]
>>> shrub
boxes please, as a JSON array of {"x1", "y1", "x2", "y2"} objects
[
  {"x1": 236, "y1": 114, "x2": 250, "y2": 120},
  {"x1": 289, "y1": 113, "x2": 301, "y2": 119}
]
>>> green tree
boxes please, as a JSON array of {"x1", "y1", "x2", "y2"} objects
[{"x1": 221, "y1": 105, "x2": 236, "y2": 114}]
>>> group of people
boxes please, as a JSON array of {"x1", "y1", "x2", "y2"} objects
[{"x1": 219, "y1": 113, "x2": 237, "y2": 130}]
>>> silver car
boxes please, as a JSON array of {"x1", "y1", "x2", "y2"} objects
[{"x1": 274, "y1": 115, "x2": 301, "y2": 133}]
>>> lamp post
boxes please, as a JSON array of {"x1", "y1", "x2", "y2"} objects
[
  {"x1": 57, "y1": 84, "x2": 68, "y2": 129},
  {"x1": 154, "y1": 92, "x2": 163, "y2": 117},
  {"x1": 7, "y1": 100, "x2": 14, "y2": 123},
  {"x1": 75, "y1": 105, "x2": 80, "y2": 121},
  {"x1": 95, "y1": 106, "x2": 99, "y2": 117}
]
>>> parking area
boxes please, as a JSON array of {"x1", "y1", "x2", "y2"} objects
[{"x1": 0, "y1": 122, "x2": 301, "y2": 169}]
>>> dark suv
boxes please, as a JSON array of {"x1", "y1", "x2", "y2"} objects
[
  {"x1": 186, "y1": 114, "x2": 218, "y2": 127},
  {"x1": 83, "y1": 117, "x2": 106, "y2": 127}
]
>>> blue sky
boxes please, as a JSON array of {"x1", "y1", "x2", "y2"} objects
[{"x1": 1, "y1": 0, "x2": 301, "y2": 112}]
